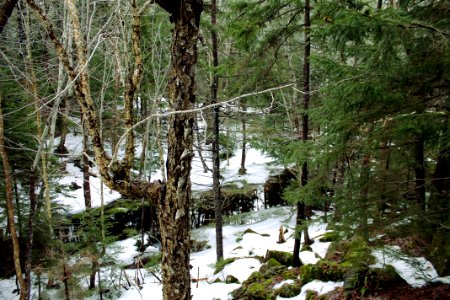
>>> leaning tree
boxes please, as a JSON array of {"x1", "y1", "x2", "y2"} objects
[{"x1": 25, "y1": 0, "x2": 203, "y2": 299}]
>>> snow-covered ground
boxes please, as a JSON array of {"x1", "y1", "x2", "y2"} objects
[
  {"x1": 112, "y1": 206, "x2": 338, "y2": 300},
  {"x1": 54, "y1": 131, "x2": 277, "y2": 213},
  {"x1": 1, "y1": 132, "x2": 449, "y2": 300}
]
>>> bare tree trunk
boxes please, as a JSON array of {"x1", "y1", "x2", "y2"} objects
[
  {"x1": 63, "y1": 262, "x2": 70, "y2": 300},
  {"x1": 293, "y1": 0, "x2": 311, "y2": 266},
  {"x1": 0, "y1": 96, "x2": 26, "y2": 300},
  {"x1": 82, "y1": 113, "x2": 92, "y2": 209},
  {"x1": 211, "y1": 0, "x2": 223, "y2": 261},
  {"x1": 155, "y1": 0, "x2": 203, "y2": 299},
  {"x1": 238, "y1": 105, "x2": 247, "y2": 175},
  {"x1": 25, "y1": 170, "x2": 37, "y2": 300},
  {"x1": 301, "y1": 0, "x2": 312, "y2": 247},
  {"x1": 360, "y1": 152, "x2": 371, "y2": 239}
]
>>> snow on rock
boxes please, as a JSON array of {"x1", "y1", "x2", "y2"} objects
[
  {"x1": 300, "y1": 251, "x2": 320, "y2": 265},
  {"x1": 273, "y1": 279, "x2": 295, "y2": 290},
  {"x1": 213, "y1": 258, "x2": 262, "y2": 283},
  {"x1": 371, "y1": 246, "x2": 442, "y2": 288}
]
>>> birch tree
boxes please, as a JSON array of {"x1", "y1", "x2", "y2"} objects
[{"x1": 25, "y1": 0, "x2": 203, "y2": 298}]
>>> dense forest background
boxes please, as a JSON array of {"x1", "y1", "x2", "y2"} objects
[{"x1": 0, "y1": 0, "x2": 449, "y2": 299}]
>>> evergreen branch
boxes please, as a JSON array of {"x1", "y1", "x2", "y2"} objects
[{"x1": 408, "y1": 20, "x2": 450, "y2": 38}]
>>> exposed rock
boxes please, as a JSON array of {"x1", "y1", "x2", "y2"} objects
[
  {"x1": 263, "y1": 169, "x2": 296, "y2": 208},
  {"x1": 265, "y1": 250, "x2": 294, "y2": 266},
  {"x1": 226, "y1": 274, "x2": 240, "y2": 284}
]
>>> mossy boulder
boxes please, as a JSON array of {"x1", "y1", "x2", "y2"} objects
[
  {"x1": 300, "y1": 260, "x2": 343, "y2": 284},
  {"x1": 231, "y1": 271, "x2": 277, "y2": 300},
  {"x1": 305, "y1": 290, "x2": 319, "y2": 300},
  {"x1": 275, "y1": 282, "x2": 302, "y2": 298},
  {"x1": 247, "y1": 283, "x2": 274, "y2": 299},
  {"x1": 429, "y1": 229, "x2": 450, "y2": 276},
  {"x1": 281, "y1": 268, "x2": 300, "y2": 280},
  {"x1": 226, "y1": 275, "x2": 240, "y2": 284},
  {"x1": 319, "y1": 231, "x2": 338, "y2": 242},
  {"x1": 327, "y1": 235, "x2": 375, "y2": 270},
  {"x1": 265, "y1": 250, "x2": 294, "y2": 266},
  {"x1": 344, "y1": 265, "x2": 406, "y2": 296},
  {"x1": 231, "y1": 260, "x2": 296, "y2": 300},
  {"x1": 301, "y1": 244, "x2": 313, "y2": 252}
]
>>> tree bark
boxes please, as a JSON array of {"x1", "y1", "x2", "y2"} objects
[
  {"x1": 25, "y1": 170, "x2": 37, "y2": 300},
  {"x1": 156, "y1": 0, "x2": 203, "y2": 298},
  {"x1": 239, "y1": 105, "x2": 247, "y2": 175},
  {"x1": 293, "y1": 0, "x2": 311, "y2": 266},
  {"x1": 0, "y1": 96, "x2": 26, "y2": 300},
  {"x1": 0, "y1": 0, "x2": 19, "y2": 34},
  {"x1": 377, "y1": 0, "x2": 383, "y2": 9},
  {"x1": 211, "y1": 0, "x2": 223, "y2": 262}
]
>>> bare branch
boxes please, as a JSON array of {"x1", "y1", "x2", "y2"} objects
[{"x1": 108, "y1": 83, "x2": 294, "y2": 164}]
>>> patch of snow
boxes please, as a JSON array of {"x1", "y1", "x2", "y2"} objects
[
  {"x1": 273, "y1": 279, "x2": 295, "y2": 289},
  {"x1": 371, "y1": 246, "x2": 440, "y2": 288},
  {"x1": 300, "y1": 251, "x2": 320, "y2": 265},
  {"x1": 213, "y1": 258, "x2": 261, "y2": 283},
  {"x1": 107, "y1": 236, "x2": 141, "y2": 265}
]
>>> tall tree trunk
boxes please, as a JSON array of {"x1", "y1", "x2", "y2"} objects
[
  {"x1": 63, "y1": 262, "x2": 70, "y2": 300},
  {"x1": 81, "y1": 111, "x2": 96, "y2": 289},
  {"x1": 82, "y1": 113, "x2": 92, "y2": 209},
  {"x1": 155, "y1": 1, "x2": 203, "y2": 299},
  {"x1": 25, "y1": 170, "x2": 37, "y2": 300},
  {"x1": 301, "y1": 0, "x2": 312, "y2": 247},
  {"x1": 0, "y1": 96, "x2": 26, "y2": 300},
  {"x1": 377, "y1": 0, "x2": 383, "y2": 9},
  {"x1": 211, "y1": 0, "x2": 223, "y2": 261},
  {"x1": 361, "y1": 153, "x2": 371, "y2": 239},
  {"x1": 239, "y1": 105, "x2": 247, "y2": 175},
  {"x1": 293, "y1": 0, "x2": 311, "y2": 266}
]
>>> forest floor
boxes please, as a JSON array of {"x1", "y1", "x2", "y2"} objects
[{"x1": 1, "y1": 131, "x2": 450, "y2": 299}]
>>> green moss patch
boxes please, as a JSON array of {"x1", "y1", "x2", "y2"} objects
[
  {"x1": 214, "y1": 257, "x2": 237, "y2": 274},
  {"x1": 231, "y1": 258, "x2": 302, "y2": 300},
  {"x1": 300, "y1": 260, "x2": 343, "y2": 284},
  {"x1": 319, "y1": 231, "x2": 338, "y2": 242}
]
